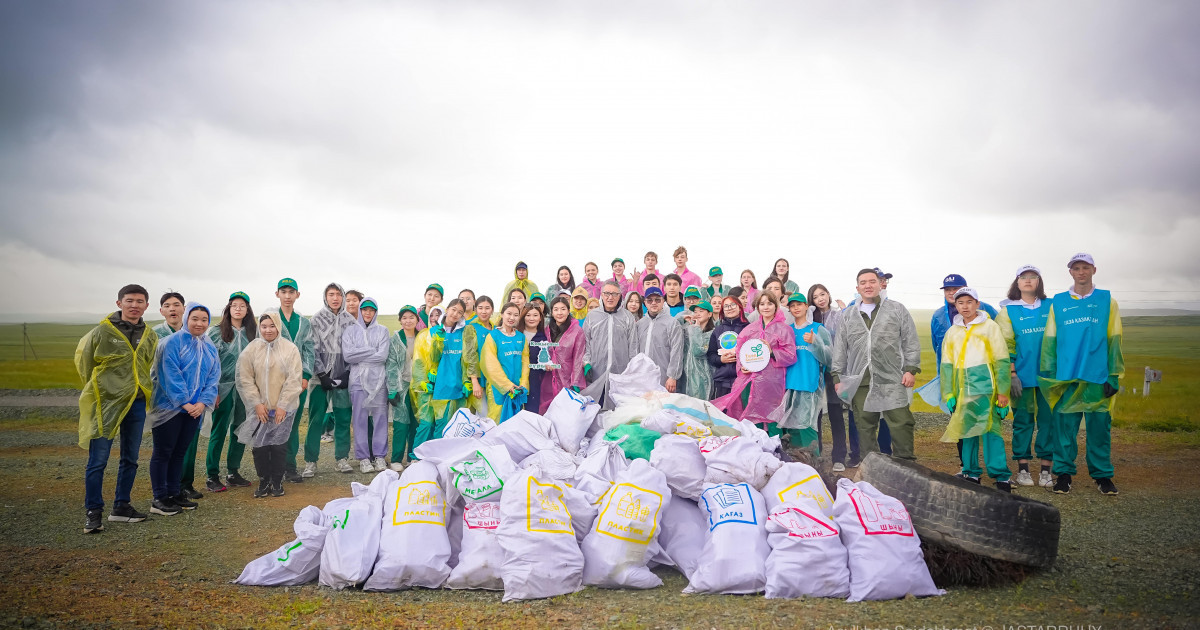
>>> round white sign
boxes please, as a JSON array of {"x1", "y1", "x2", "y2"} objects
[{"x1": 738, "y1": 337, "x2": 771, "y2": 373}]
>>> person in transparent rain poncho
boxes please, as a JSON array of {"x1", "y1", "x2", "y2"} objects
[
  {"x1": 234, "y1": 312, "x2": 304, "y2": 498},
  {"x1": 341, "y1": 297, "x2": 392, "y2": 474},
  {"x1": 385, "y1": 305, "x2": 421, "y2": 470},
  {"x1": 832, "y1": 269, "x2": 922, "y2": 461},
  {"x1": 204, "y1": 292, "x2": 257, "y2": 493},
  {"x1": 264, "y1": 277, "x2": 315, "y2": 484},
  {"x1": 780, "y1": 293, "x2": 833, "y2": 456},
  {"x1": 681, "y1": 300, "x2": 716, "y2": 400},
  {"x1": 636, "y1": 287, "x2": 684, "y2": 392},
  {"x1": 581, "y1": 280, "x2": 639, "y2": 410},
  {"x1": 148, "y1": 302, "x2": 220, "y2": 517},
  {"x1": 302, "y1": 283, "x2": 358, "y2": 477}
]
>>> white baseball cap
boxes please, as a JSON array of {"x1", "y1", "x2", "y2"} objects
[
  {"x1": 1067, "y1": 253, "x2": 1095, "y2": 267},
  {"x1": 952, "y1": 287, "x2": 979, "y2": 301},
  {"x1": 1015, "y1": 264, "x2": 1042, "y2": 278}
]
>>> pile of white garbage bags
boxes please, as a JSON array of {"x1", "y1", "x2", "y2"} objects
[{"x1": 236, "y1": 372, "x2": 943, "y2": 602}]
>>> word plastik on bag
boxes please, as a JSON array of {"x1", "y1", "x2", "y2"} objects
[
  {"x1": 834, "y1": 478, "x2": 944, "y2": 602},
  {"x1": 363, "y1": 461, "x2": 451, "y2": 591},
  {"x1": 684, "y1": 482, "x2": 770, "y2": 594},
  {"x1": 497, "y1": 467, "x2": 584, "y2": 602}
]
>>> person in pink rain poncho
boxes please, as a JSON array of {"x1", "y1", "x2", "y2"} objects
[{"x1": 712, "y1": 291, "x2": 798, "y2": 432}]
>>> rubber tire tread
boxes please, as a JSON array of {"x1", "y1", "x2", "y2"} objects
[{"x1": 856, "y1": 452, "x2": 1060, "y2": 568}]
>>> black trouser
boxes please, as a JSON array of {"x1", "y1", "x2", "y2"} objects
[
  {"x1": 252, "y1": 443, "x2": 287, "y2": 485},
  {"x1": 821, "y1": 373, "x2": 859, "y2": 464},
  {"x1": 713, "y1": 383, "x2": 732, "y2": 399}
]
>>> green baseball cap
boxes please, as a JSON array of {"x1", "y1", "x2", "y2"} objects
[
  {"x1": 530, "y1": 292, "x2": 546, "y2": 303},
  {"x1": 229, "y1": 291, "x2": 250, "y2": 304},
  {"x1": 683, "y1": 286, "x2": 701, "y2": 299},
  {"x1": 360, "y1": 299, "x2": 378, "y2": 311},
  {"x1": 787, "y1": 293, "x2": 807, "y2": 305},
  {"x1": 690, "y1": 301, "x2": 713, "y2": 313},
  {"x1": 398, "y1": 305, "x2": 418, "y2": 318},
  {"x1": 277, "y1": 278, "x2": 298, "y2": 291},
  {"x1": 425, "y1": 283, "x2": 444, "y2": 296},
  {"x1": 708, "y1": 266, "x2": 723, "y2": 277},
  {"x1": 611, "y1": 258, "x2": 624, "y2": 266}
]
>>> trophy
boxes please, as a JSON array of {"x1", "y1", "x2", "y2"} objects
[{"x1": 529, "y1": 340, "x2": 560, "y2": 371}]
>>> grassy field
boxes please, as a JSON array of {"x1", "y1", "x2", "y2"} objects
[{"x1": 0, "y1": 316, "x2": 1198, "y2": 627}]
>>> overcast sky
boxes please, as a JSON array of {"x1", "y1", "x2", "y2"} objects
[{"x1": 2, "y1": 1, "x2": 1197, "y2": 320}]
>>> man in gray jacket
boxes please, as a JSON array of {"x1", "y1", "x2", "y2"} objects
[
  {"x1": 636, "y1": 287, "x2": 684, "y2": 392},
  {"x1": 832, "y1": 268, "x2": 922, "y2": 460}
]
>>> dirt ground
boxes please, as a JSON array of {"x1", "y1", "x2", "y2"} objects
[{"x1": 1, "y1": 416, "x2": 1198, "y2": 629}]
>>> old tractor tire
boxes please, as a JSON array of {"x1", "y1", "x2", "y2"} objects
[{"x1": 856, "y1": 452, "x2": 1060, "y2": 568}]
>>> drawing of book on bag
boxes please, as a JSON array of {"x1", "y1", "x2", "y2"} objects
[{"x1": 714, "y1": 486, "x2": 744, "y2": 509}]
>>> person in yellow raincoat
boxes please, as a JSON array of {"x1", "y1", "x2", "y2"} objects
[
  {"x1": 479, "y1": 301, "x2": 530, "y2": 422},
  {"x1": 502, "y1": 261, "x2": 539, "y2": 306},
  {"x1": 939, "y1": 288, "x2": 1013, "y2": 492},
  {"x1": 409, "y1": 300, "x2": 480, "y2": 453},
  {"x1": 77, "y1": 284, "x2": 159, "y2": 533}
]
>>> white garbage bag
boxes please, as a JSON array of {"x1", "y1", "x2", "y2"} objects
[
  {"x1": 519, "y1": 448, "x2": 577, "y2": 482},
  {"x1": 655, "y1": 495, "x2": 707, "y2": 581},
  {"x1": 446, "y1": 501, "x2": 504, "y2": 590},
  {"x1": 761, "y1": 462, "x2": 835, "y2": 519},
  {"x1": 575, "y1": 438, "x2": 630, "y2": 484},
  {"x1": 648, "y1": 434, "x2": 706, "y2": 500},
  {"x1": 733, "y1": 418, "x2": 781, "y2": 453},
  {"x1": 581, "y1": 459, "x2": 670, "y2": 589},
  {"x1": 480, "y1": 410, "x2": 558, "y2": 462},
  {"x1": 608, "y1": 353, "x2": 666, "y2": 403},
  {"x1": 764, "y1": 499, "x2": 850, "y2": 599},
  {"x1": 441, "y1": 408, "x2": 497, "y2": 439},
  {"x1": 684, "y1": 482, "x2": 770, "y2": 594},
  {"x1": 544, "y1": 388, "x2": 600, "y2": 454},
  {"x1": 363, "y1": 462, "x2": 450, "y2": 591},
  {"x1": 562, "y1": 484, "x2": 599, "y2": 541},
  {"x1": 497, "y1": 469, "x2": 585, "y2": 602},
  {"x1": 319, "y1": 471, "x2": 397, "y2": 590},
  {"x1": 235, "y1": 505, "x2": 330, "y2": 586},
  {"x1": 412, "y1": 437, "x2": 482, "y2": 465},
  {"x1": 446, "y1": 444, "x2": 517, "y2": 504},
  {"x1": 700, "y1": 435, "x2": 782, "y2": 490},
  {"x1": 834, "y1": 478, "x2": 944, "y2": 602}
]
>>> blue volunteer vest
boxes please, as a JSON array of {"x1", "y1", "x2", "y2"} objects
[
  {"x1": 1052, "y1": 289, "x2": 1111, "y2": 384},
  {"x1": 1004, "y1": 302, "x2": 1050, "y2": 388},
  {"x1": 785, "y1": 322, "x2": 823, "y2": 392},
  {"x1": 487, "y1": 328, "x2": 526, "y2": 401},
  {"x1": 432, "y1": 327, "x2": 466, "y2": 401}
]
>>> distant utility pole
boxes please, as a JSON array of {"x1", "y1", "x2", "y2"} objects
[{"x1": 22, "y1": 323, "x2": 38, "y2": 360}]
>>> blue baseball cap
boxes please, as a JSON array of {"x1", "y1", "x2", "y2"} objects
[
  {"x1": 940, "y1": 274, "x2": 968, "y2": 289},
  {"x1": 644, "y1": 287, "x2": 664, "y2": 299}
]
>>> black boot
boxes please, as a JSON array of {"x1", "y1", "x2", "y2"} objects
[
  {"x1": 270, "y1": 478, "x2": 285, "y2": 497},
  {"x1": 253, "y1": 479, "x2": 270, "y2": 498}
]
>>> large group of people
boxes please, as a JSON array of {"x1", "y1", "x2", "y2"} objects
[{"x1": 76, "y1": 247, "x2": 1124, "y2": 534}]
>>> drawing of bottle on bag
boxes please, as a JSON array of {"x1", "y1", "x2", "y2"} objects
[{"x1": 597, "y1": 483, "x2": 663, "y2": 543}]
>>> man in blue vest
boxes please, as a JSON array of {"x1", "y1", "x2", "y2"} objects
[{"x1": 1038, "y1": 253, "x2": 1124, "y2": 495}]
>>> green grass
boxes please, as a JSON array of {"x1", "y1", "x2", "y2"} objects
[{"x1": 2, "y1": 317, "x2": 1197, "y2": 432}]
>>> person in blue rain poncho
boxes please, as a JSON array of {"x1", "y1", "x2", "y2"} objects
[
  {"x1": 342, "y1": 297, "x2": 393, "y2": 474},
  {"x1": 780, "y1": 293, "x2": 832, "y2": 455},
  {"x1": 148, "y1": 302, "x2": 220, "y2": 517},
  {"x1": 410, "y1": 299, "x2": 481, "y2": 453}
]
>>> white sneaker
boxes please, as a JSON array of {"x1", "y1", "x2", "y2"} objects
[
  {"x1": 832, "y1": 462, "x2": 846, "y2": 473},
  {"x1": 321, "y1": 431, "x2": 334, "y2": 443},
  {"x1": 335, "y1": 458, "x2": 353, "y2": 473},
  {"x1": 301, "y1": 462, "x2": 317, "y2": 478},
  {"x1": 359, "y1": 459, "x2": 374, "y2": 474},
  {"x1": 1038, "y1": 470, "x2": 1054, "y2": 488},
  {"x1": 388, "y1": 461, "x2": 405, "y2": 472},
  {"x1": 372, "y1": 457, "x2": 387, "y2": 472},
  {"x1": 1015, "y1": 470, "x2": 1035, "y2": 487}
]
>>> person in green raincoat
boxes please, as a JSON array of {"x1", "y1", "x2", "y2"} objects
[
  {"x1": 152, "y1": 292, "x2": 185, "y2": 339},
  {"x1": 502, "y1": 261, "x2": 539, "y2": 306},
  {"x1": 409, "y1": 300, "x2": 480, "y2": 453},
  {"x1": 385, "y1": 305, "x2": 420, "y2": 469},
  {"x1": 1038, "y1": 253, "x2": 1124, "y2": 495},
  {"x1": 266, "y1": 278, "x2": 315, "y2": 484},
  {"x1": 77, "y1": 284, "x2": 159, "y2": 533},
  {"x1": 681, "y1": 300, "x2": 716, "y2": 400},
  {"x1": 939, "y1": 288, "x2": 1013, "y2": 492},
  {"x1": 204, "y1": 292, "x2": 257, "y2": 492}
]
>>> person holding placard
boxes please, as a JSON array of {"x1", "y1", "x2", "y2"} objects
[
  {"x1": 707, "y1": 296, "x2": 748, "y2": 399},
  {"x1": 712, "y1": 292, "x2": 798, "y2": 433}
]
